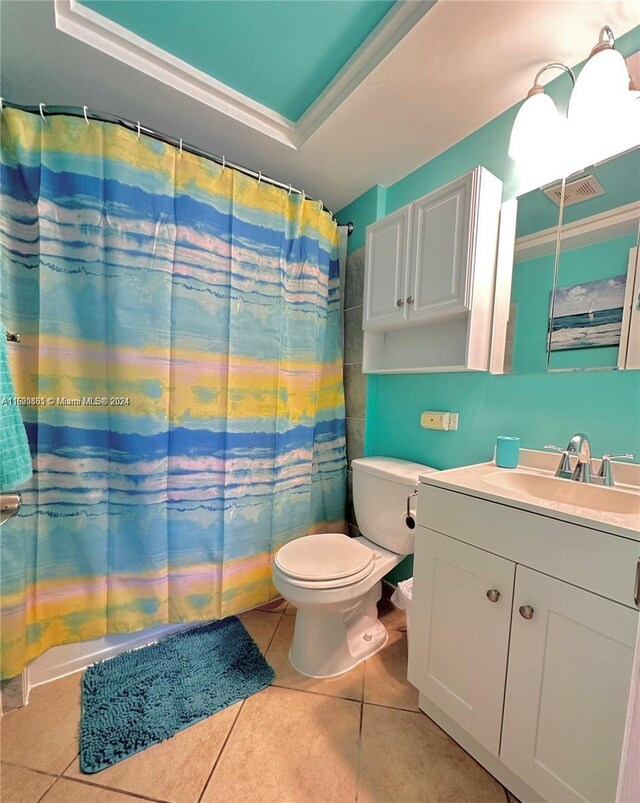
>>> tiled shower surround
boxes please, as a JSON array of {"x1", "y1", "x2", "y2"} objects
[{"x1": 343, "y1": 246, "x2": 366, "y2": 537}]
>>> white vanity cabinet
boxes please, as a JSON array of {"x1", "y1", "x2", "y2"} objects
[
  {"x1": 410, "y1": 479, "x2": 640, "y2": 803},
  {"x1": 409, "y1": 531, "x2": 514, "y2": 756},
  {"x1": 362, "y1": 167, "x2": 503, "y2": 373},
  {"x1": 501, "y1": 567, "x2": 636, "y2": 803}
]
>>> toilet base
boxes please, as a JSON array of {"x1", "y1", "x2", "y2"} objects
[{"x1": 288, "y1": 580, "x2": 389, "y2": 678}]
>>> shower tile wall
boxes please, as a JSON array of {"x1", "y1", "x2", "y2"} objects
[{"x1": 343, "y1": 246, "x2": 366, "y2": 537}]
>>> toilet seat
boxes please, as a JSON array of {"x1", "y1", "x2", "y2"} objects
[{"x1": 274, "y1": 533, "x2": 374, "y2": 589}]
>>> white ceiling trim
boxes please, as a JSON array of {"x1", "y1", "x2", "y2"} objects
[
  {"x1": 53, "y1": 0, "x2": 433, "y2": 150},
  {"x1": 55, "y1": 0, "x2": 297, "y2": 147},
  {"x1": 295, "y1": 1, "x2": 433, "y2": 144}
]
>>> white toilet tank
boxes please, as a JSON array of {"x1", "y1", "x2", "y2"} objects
[{"x1": 352, "y1": 457, "x2": 436, "y2": 555}]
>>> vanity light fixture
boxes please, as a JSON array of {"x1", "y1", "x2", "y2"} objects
[
  {"x1": 509, "y1": 25, "x2": 639, "y2": 177},
  {"x1": 568, "y1": 25, "x2": 639, "y2": 166},
  {"x1": 508, "y1": 63, "x2": 575, "y2": 179}
]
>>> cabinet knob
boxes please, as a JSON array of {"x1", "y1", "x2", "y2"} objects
[
  {"x1": 396, "y1": 298, "x2": 404, "y2": 307},
  {"x1": 406, "y1": 296, "x2": 415, "y2": 304},
  {"x1": 486, "y1": 589, "x2": 500, "y2": 602},
  {"x1": 519, "y1": 605, "x2": 534, "y2": 620}
]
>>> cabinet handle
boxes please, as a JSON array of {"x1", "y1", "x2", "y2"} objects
[
  {"x1": 634, "y1": 558, "x2": 640, "y2": 608},
  {"x1": 396, "y1": 298, "x2": 404, "y2": 307},
  {"x1": 519, "y1": 605, "x2": 534, "y2": 620},
  {"x1": 486, "y1": 589, "x2": 500, "y2": 602},
  {"x1": 406, "y1": 296, "x2": 415, "y2": 304}
]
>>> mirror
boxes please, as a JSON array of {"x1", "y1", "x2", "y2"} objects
[
  {"x1": 504, "y1": 146, "x2": 640, "y2": 374},
  {"x1": 549, "y1": 147, "x2": 639, "y2": 371}
]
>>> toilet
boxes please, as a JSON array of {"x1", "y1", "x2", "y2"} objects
[{"x1": 272, "y1": 456, "x2": 436, "y2": 678}]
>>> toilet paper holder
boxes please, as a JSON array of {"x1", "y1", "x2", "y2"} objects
[{"x1": 405, "y1": 490, "x2": 418, "y2": 529}]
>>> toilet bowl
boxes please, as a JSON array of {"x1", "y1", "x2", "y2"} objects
[{"x1": 272, "y1": 456, "x2": 436, "y2": 678}]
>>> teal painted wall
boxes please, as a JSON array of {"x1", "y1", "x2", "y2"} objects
[
  {"x1": 511, "y1": 145, "x2": 640, "y2": 239},
  {"x1": 367, "y1": 369, "x2": 640, "y2": 470},
  {"x1": 337, "y1": 26, "x2": 640, "y2": 582},
  {"x1": 337, "y1": 184, "x2": 387, "y2": 252},
  {"x1": 512, "y1": 234, "x2": 637, "y2": 373},
  {"x1": 81, "y1": 0, "x2": 397, "y2": 120}
]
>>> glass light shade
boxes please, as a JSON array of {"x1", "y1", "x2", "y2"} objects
[
  {"x1": 508, "y1": 91, "x2": 567, "y2": 179},
  {"x1": 568, "y1": 48, "x2": 630, "y2": 122},
  {"x1": 567, "y1": 48, "x2": 639, "y2": 169}
]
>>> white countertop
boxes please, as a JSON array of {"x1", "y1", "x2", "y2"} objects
[{"x1": 420, "y1": 449, "x2": 640, "y2": 541}]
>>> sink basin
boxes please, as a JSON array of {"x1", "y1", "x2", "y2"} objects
[{"x1": 484, "y1": 471, "x2": 640, "y2": 516}]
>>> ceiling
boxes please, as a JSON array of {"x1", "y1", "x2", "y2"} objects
[
  {"x1": 79, "y1": 0, "x2": 396, "y2": 121},
  {"x1": 1, "y1": 1, "x2": 638, "y2": 213}
]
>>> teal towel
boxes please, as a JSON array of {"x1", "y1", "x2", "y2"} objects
[{"x1": 0, "y1": 327, "x2": 32, "y2": 490}]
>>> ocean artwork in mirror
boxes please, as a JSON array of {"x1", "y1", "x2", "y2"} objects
[{"x1": 549, "y1": 275, "x2": 626, "y2": 351}]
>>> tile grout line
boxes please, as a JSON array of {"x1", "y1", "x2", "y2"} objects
[
  {"x1": 354, "y1": 661, "x2": 367, "y2": 803},
  {"x1": 34, "y1": 776, "x2": 58, "y2": 803},
  {"x1": 38, "y1": 774, "x2": 168, "y2": 803},
  {"x1": 267, "y1": 676, "x2": 419, "y2": 713},
  {"x1": 195, "y1": 698, "x2": 246, "y2": 803},
  {"x1": 60, "y1": 752, "x2": 79, "y2": 778},
  {"x1": 0, "y1": 760, "x2": 59, "y2": 779}
]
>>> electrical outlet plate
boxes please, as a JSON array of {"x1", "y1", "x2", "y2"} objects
[{"x1": 421, "y1": 411, "x2": 458, "y2": 431}]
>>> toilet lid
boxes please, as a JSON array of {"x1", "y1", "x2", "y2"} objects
[{"x1": 275, "y1": 533, "x2": 374, "y2": 585}]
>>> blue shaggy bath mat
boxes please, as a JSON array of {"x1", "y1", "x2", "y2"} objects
[{"x1": 80, "y1": 617, "x2": 274, "y2": 773}]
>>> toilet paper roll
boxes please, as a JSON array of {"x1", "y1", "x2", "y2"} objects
[{"x1": 403, "y1": 508, "x2": 417, "y2": 529}]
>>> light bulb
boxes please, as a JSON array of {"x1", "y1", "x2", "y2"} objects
[
  {"x1": 568, "y1": 48, "x2": 630, "y2": 122},
  {"x1": 567, "y1": 45, "x2": 638, "y2": 167},
  {"x1": 508, "y1": 90, "x2": 568, "y2": 180}
]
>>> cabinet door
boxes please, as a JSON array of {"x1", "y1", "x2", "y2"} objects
[
  {"x1": 407, "y1": 171, "x2": 474, "y2": 322},
  {"x1": 501, "y1": 566, "x2": 637, "y2": 803},
  {"x1": 363, "y1": 206, "x2": 410, "y2": 329},
  {"x1": 408, "y1": 529, "x2": 515, "y2": 755}
]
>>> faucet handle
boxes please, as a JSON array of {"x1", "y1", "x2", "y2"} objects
[
  {"x1": 597, "y1": 454, "x2": 635, "y2": 486},
  {"x1": 544, "y1": 444, "x2": 569, "y2": 455},
  {"x1": 544, "y1": 445, "x2": 572, "y2": 478}
]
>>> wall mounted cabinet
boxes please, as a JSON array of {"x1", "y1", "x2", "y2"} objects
[{"x1": 362, "y1": 167, "x2": 503, "y2": 373}]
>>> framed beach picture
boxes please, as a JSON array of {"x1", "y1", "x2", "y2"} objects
[{"x1": 549, "y1": 275, "x2": 626, "y2": 351}]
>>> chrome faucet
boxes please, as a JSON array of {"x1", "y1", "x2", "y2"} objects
[{"x1": 545, "y1": 433, "x2": 592, "y2": 482}]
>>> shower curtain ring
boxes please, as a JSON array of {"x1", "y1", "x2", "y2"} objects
[
  {"x1": 179, "y1": 138, "x2": 183, "y2": 156},
  {"x1": 39, "y1": 103, "x2": 47, "y2": 121},
  {"x1": 257, "y1": 171, "x2": 262, "y2": 185},
  {"x1": 287, "y1": 184, "x2": 292, "y2": 196},
  {"x1": 318, "y1": 199, "x2": 324, "y2": 211},
  {"x1": 0, "y1": 97, "x2": 4, "y2": 112},
  {"x1": 83, "y1": 105, "x2": 90, "y2": 125},
  {"x1": 221, "y1": 155, "x2": 225, "y2": 172},
  {"x1": 137, "y1": 121, "x2": 141, "y2": 140}
]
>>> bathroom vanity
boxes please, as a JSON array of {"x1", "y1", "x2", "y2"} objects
[{"x1": 408, "y1": 449, "x2": 640, "y2": 803}]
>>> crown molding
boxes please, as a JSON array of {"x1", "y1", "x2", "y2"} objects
[
  {"x1": 296, "y1": 1, "x2": 434, "y2": 145},
  {"x1": 54, "y1": 0, "x2": 432, "y2": 150},
  {"x1": 55, "y1": 0, "x2": 298, "y2": 148}
]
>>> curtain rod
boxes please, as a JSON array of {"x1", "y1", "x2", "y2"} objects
[{"x1": 1, "y1": 99, "x2": 353, "y2": 234}]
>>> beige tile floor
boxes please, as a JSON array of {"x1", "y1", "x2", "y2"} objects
[{"x1": 0, "y1": 598, "x2": 517, "y2": 803}]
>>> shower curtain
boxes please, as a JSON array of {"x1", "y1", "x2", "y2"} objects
[{"x1": 0, "y1": 108, "x2": 346, "y2": 679}]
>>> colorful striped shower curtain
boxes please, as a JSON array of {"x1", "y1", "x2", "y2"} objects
[{"x1": 0, "y1": 108, "x2": 346, "y2": 679}]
